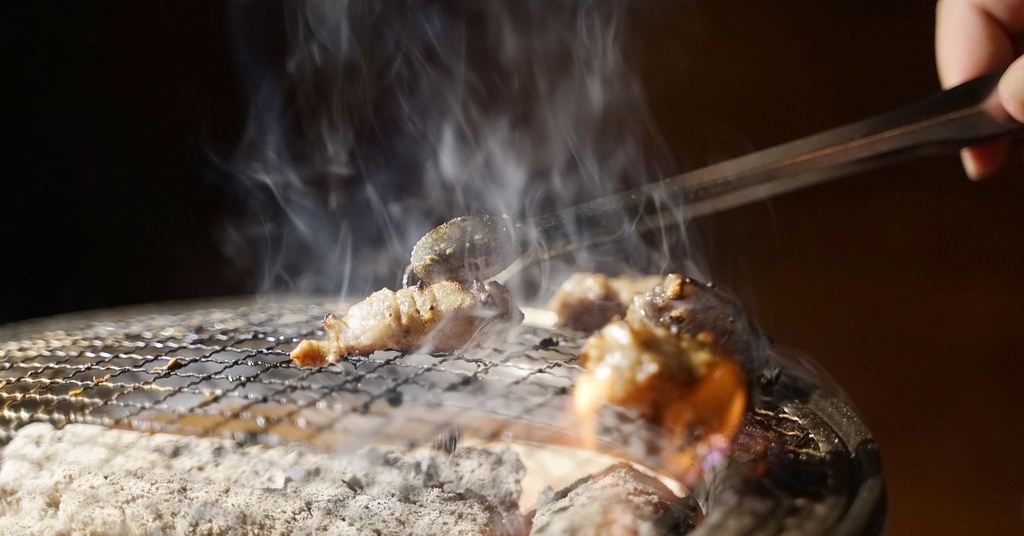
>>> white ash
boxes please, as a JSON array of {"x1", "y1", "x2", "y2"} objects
[
  {"x1": 0, "y1": 423, "x2": 698, "y2": 535},
  {"x1": 530, "y1": 462, "x2": 697, "y2": 535},
  {"x1": 0, "y1": 423, "x2": 522, "y2": 535}
]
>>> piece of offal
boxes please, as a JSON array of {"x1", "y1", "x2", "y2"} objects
[
  {"x1": 291, "y1": 280, "x2": 522, "y2": 367},
  {"x1": 573, "y1": 274, "x2": 748, "y2": 485}
]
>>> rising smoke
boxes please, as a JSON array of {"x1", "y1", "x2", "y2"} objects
[{"x1": 226, "y1": 1, "x2": 695, "y2": 302}]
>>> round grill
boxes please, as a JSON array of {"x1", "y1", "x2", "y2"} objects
[{"x1": 0, "y1": 297, "x2": 886, "y2": 534}]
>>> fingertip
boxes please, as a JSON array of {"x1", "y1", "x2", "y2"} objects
[
  {"x1": 960, "y1": 143, "x2": 1008, "y2": 181},
  {"x1": 960, "y1": 150, "x2": 980, "y2": 181}
]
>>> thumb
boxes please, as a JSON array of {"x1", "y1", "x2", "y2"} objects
[{"x1": 997, "y1": 55, "x2": 1024, "y2": 123}]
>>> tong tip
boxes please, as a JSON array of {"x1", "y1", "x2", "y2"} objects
[{"x1": 410, "y1": 215, "x2": 519, "y2": 284}]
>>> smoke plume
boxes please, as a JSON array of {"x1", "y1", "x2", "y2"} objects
[{"x1": 226, "y1": 1, "x2": 691, "y2": 301}]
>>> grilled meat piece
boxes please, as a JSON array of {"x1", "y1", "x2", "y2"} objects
[
  {"x1": 573, "y1": 274, "x2": 747, "y2": 482},
  {"x1": 291, "y1": 280, "x2": 523, "y2": 367},
  {"x1": 548, "y1": 273, "x2": 665, "y2": 332}
]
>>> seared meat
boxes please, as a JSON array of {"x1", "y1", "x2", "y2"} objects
[
  {"x1": 573, "y1": 274, "x2": 748, "y2": 480},
  {"x1": 548, "y1": 273, "x2": 664, "y2": 332},
  {"x1": 291, "y1": 280, "x2": 522, "y2": 367}
]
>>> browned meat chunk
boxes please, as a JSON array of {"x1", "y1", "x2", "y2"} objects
[
  {"x1": 573, "y1": 274, "x2": 747, "y2": 482},
  {"x1": 290, "y1": 280, "x2": 522, "y2": 367},
  {"x1": 548, "y1": 273, "x2": 665, "y2": 332}
]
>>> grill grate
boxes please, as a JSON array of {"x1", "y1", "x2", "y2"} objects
[
  {"x1": 0, "y1": 302, "x2": 600, "y2": 454},
  {"x1": 0, "y1": 297, "x2": 887, "y2": 534}
]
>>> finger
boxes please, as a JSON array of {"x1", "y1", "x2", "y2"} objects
[
  {"x1": 998, "y1": 54, "x2": 1024, "y2": 122},
  {"x1": 935, "y1": 0, "x2": 1019, "y2": 87},
  {"x1": 936, "y1": 0, "x2": 1024, "y2": 177},
  {"x1": 960, "y1": 142, "x2": 1011, "y2": 180}
]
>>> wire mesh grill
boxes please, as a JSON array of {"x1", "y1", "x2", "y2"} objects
[
  {"x1": 0, "y1": 297, "x2": 887, "y2": 534},
  {"x1": 0, "y1": 301, "x2": 604, "y2": 454}
]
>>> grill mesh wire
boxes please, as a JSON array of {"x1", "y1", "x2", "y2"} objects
[
  {"x1": 0, "y1": 298, "x2": 887, "y2": 533},
  {"x1": 0, "y1": 302, "x2": 599, "y2": 453}
]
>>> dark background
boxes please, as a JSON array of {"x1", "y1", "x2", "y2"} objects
[{"x1": 3, "y1": 1, "x2": 1023, "y2": 533}]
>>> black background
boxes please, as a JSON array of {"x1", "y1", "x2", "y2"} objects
[
  {"x1": 2, "y1": 2, "x2": 248, "y2": 322},
  {"x1": 4, "y1": 1, "x2": 1024, "y2": 533}
]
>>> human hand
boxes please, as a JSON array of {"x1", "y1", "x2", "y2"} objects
[{"x1": 936, "y1": 0, "x2": 1024, "y2": 179}]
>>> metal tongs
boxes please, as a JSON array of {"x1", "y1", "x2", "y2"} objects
[{"x1": 411, "y1": 69, "x2": 1024, "y2": 284}]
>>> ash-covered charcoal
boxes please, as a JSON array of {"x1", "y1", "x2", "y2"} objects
[
  {"x1": 0, "y1": 423, "x2": 524, "y2": 535},
  {"x1": 529, "y1": 462, "x2": 698, "y2": 535},
  {"x1": 440, "y1": 446, "x2": 528, "y2": 534},
  {"x1": 290, "y1": 279, "x2": 523, "y2": 367}
]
